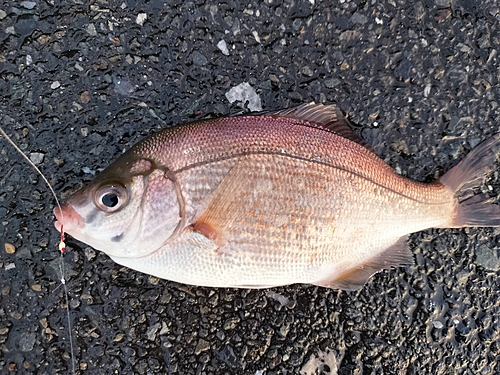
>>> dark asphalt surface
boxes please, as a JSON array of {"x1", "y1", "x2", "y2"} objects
[{"x1": 1, "y1": 0, "x2": 500, "y2": 374}]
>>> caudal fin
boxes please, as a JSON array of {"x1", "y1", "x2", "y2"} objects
[{"x1": 440, "y1": 134, "x2": 500, "y2": 227}]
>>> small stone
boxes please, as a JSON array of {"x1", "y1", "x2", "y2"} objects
[
  {"x1": 5, "y1": 263, "x2": 16, "y2": 271},
  {"x1": 159, "y1": 321, "x2": 169, "y2": 335},
  {"x1": 113, "y1": 332, "x2": 126, "y2": 342},
  {"x1": 81, "y1": 166, "x2": 95, "y2": 175},
  {"x1": 266, "y1": 291, "x2": 289, "y2": 306},
  {"x1": 191, "y1": 51, "x2": 208, "y2": 66},
  {"x1": 136, "y1": 12, "x2": 147, "y2": 26},
  {"x1": 217, "y1": 40, "x2": 230, "y2": 55},
  {"x1": 225, "y1": 82, "x2": 262, "y2": 112},
  {"x1": 19, "y1": 331, "x2": 36, "y2": 351},
  {"x1": 324, "y1": 78, "x2": 340, "y2": 88},
  {"x1": 223, "y1": 316, "x2": 240, "y2": 330},
  {"x1": 50, "y1": 81, "x2": 60, "y2": 89},
  {"x1": 195, "y1": 339, "x2": 210, "y2": 355},
  {"x1": 146, "y1": 323, "x2": 161, "y2": 341},
  {"x1": 148, "y1": 276, "x2": 160, "y2": 285},
  {"x1": 53, "y1": 157, "x2": 64, "y2": 167},
  {"x1": 0, "y1": 10, "x2": 6, "y2": 19},
  {"x1": 5, "y1": 243, "x2": 15, "y2": 254},
  {"x1": 432, "y1": 320, "x2": 444, "y2": 329},
  {"x1": 86, "y1": 23, "x2": 97, "y2": 36},
  {"x1": 301, "y1": 66, "x2": 314, "y2": 77},
  {"x1": 80, "y1": 91, "x2": 90, "y2": 104},
  {"x1": 350, "y1": 13, "x2": 367, "y2": 25},
  {"x1": 455, "y1": 270, "x2": 469, "y2": 285},
  {"x1": 475, "y1": 245, "x2": 500, "y2": 271},
  {"x1": 20, "y1": 1, "x2": 37, "y2": 9},
  {"x1": 252, "y1": 30, "x2": 260, "y2": 43},
  {"x1": 29, "y1": 152, "x2": 44, "y2": 165},
  {"x1": 31, "y1": 284, "x2": 42, "y2": 292}
]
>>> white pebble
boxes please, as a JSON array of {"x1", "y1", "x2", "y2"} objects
[
  {"x1": 225, "y1": 82, "x2": 262, "y2": 112},
  {"x1": 217, "y1": 40, "x2": 229, "y2": 56},
  {"x1": 136, "y1": 12, "x2": 147, "y2": 26}
]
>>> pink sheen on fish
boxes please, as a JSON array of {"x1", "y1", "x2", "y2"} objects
[{"x1": 53, "y1": 103, "x2": 500, "y2": 290}]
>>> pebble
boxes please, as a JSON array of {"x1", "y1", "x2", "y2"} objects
[
  {"x1": 5, "y1": 243, "x2": 15, "y2": 254},
  {"x1": 350, "y1": 13, "x2": 367, "y2": 25},
  {"x1": 20, "y1": 1, "x2": 36, "y2": 9},
  {"x1": 432, "y1": 320, "x2": 444, "y2": 329},
  {"x1": 266, "y1": 291, "x2": 289, "y2": 306},
  {"x1": 475, "y1": 245, "x2": 500, "y2": 271},
  {"x1": 195, "y1": 339, "x2": 210, "y2": 355},
  {"x1": 191, "y1": 51, "x2": 208, "y2": 66},
  {"x1": 50, "y1": 81, "x2": 60, "y2": 89},
  {"x1": 136, "y1": 12, "x2": 147, "y2": 26},
  {"x1": 82, "y1": 166, "x2": 94, "y2": 175},
  {"x1": 29, "y1": 152, "x2": 45, "y2": 165},
  {"x1": 225, "y1": 82, "x2": 262, "y2": 112},
  {"x1": 80, "y1": 91, "x2": 90, "y2": 103},
  {"x1": 86, "y1": 23, "x2": 97, "y2": 36},
  {"x1": 146, "y1": 323, "x2": 161, "y2": 340},
  {"x1": 217, "y1": 40, "x2": 230, "y2": 55}
]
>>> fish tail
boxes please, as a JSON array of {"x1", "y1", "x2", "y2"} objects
[{"x1": 440, "y1": 134, "x2": 500, "y2": 227}]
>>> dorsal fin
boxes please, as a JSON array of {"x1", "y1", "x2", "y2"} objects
[{"x1": 266, "y1": 102, "x2": 373, "y2": 151}]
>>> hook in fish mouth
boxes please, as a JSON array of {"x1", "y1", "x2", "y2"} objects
[{"x1": 54, "y1": 204, "x2": 85, "y2": 233}]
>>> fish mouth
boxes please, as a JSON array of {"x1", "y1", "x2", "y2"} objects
[{"x1": 53, "y1": 204, "x2": 85, "y2": 233}]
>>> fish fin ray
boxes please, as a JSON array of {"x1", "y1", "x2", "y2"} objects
[
  {"x1": 439, "y1": 134, "x2": 500, "y2": 227},
  {"x1": 184, "y1": 229, "x2": 219, "y2": 251},
  {"x1": 314, "y1": 236, "x2": 413, "y2": 291},
  {"x1": 265, "y1": 102, "x2": 373, "y2": 151},
  {"x1": 193, "y1": 156, "x2": 254, "y2": 248}
]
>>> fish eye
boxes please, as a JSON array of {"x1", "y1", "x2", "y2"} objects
[{"x1": 94, "y1": 184, "x2": 128, "y2": 213}]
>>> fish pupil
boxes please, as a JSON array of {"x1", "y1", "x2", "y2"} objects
[{"x1": 102, "y1": 193, "x2": 119, "y2": 207}]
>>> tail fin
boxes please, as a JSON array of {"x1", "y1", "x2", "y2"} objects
[{"x1": 440, "y1": 134, "x2": 500, "y2": 227}]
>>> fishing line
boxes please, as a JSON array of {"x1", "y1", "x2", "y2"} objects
[{"x1": 0, "y1": 126, "x2": 76, "y2": 374}]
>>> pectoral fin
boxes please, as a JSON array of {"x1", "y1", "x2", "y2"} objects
[
  {"x1": 314, "y1": 236, "x2": 413, "y2": 291},
  {"x1": 192, "y1": 156, "x2": 257, "y2": 248}
]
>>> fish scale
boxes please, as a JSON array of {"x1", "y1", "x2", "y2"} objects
[{"x1": 54, "y1": 103, "x2": 500, "y2": 290}]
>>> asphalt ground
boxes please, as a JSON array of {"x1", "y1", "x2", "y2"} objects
[{"x1": 1, "y1": 0, "x2": 500, "y2": 374}]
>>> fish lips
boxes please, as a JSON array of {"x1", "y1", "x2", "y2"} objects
[{"x1": 53, "y1": 203, "x2": 85, "y2": 234}]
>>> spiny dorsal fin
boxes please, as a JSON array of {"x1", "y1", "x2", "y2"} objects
[
  {"x1": 266, "y1": 102, "x2": 373, "y2": 151},
  {"x1": 314, "y1": 235, "x2": 413, "y2": 291}
]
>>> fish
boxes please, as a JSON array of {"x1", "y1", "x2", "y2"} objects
[{"x1": 53, "y1": 103, "x2": 500, "y2": 290}]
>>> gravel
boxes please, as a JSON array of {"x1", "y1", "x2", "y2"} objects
[{"x1": 1, "y1": 0, "x2": 500, "y2": 374}]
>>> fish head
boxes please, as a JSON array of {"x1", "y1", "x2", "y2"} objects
[{"x1": 54, "y1": 152, "x2": 182, "y2": 258}]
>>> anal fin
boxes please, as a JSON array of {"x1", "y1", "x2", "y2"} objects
[{"x1": 314, "y1": 236, "x2": 413, "y2": 291}]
